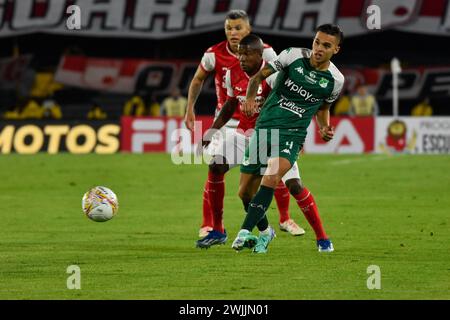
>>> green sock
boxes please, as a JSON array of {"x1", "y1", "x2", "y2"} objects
[
  {"x1": 241, "y1": 185, "x2": 274, "y2": 231},
  {"x1": 243, "y1": 199, "x2": 268, "y2": 231},
  {"x1": 256, "y1": 215, "x2": 269, "y2": 232}
]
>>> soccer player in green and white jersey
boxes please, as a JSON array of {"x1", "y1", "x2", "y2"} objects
[{"x1": 231, "y1": 24, "x2": 345, "y2": 253}]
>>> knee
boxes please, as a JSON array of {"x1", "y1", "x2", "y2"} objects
[
  {"x1": 285, "y1": 178, "x2": 304, "y2": 195},
  {"x1": 238, "y1": 186, "x2": 252, "y2": 203},
  {"x1": 209, "y1": 157, "x2": 228, "y2": 175}
]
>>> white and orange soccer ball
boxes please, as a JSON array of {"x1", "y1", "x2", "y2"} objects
[{"x1": 82, "y1": 186, "x2": 119, "y2": 222}]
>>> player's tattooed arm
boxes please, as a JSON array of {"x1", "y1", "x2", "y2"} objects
[
  {"x1": 244, "y1": 65, "x2": 275, "y2": 117},
  {"x1": 185, "y1": 66, "x2": 209, "y2": 131},
  {"x1": 316, "y1": 102, "x2": 334, "y2": 142}
]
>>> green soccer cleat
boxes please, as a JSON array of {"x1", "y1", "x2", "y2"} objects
[
  {"x1": 253, "y1": 226, "x2": 276, "y2": 254},
  {"x1": 231, "y1": 230, "x2": 258, "y2": 251}
]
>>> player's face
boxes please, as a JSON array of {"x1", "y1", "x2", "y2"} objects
[
  {"x1": 225, "y1": 18, "x2": 251, "y2": 52},
  {"x1": 311, "y1": 31, "x2": 340, "y2": 65},
  {"x1": 238, "y1": 46, "x2": 262, "y2": 74}
]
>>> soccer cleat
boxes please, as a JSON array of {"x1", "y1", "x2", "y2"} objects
[
  {"x1": 279, "y1": 219, "x2": 305, "y2": 236},
  {"x1": 196, "y1": 229, "x2": 227, "y2": 249},
  {"x1": 231, "y1": 230, "x2": 258, "y2": 251},
  {"x1": 317, "y1": 238, "x2": 334, "y2": 252},
  {"x1": 198, "y1": 226, "x2": 213, "y2": 238},
  {"x1": 253, "y1": 226, "x2": 276, "y2": 254}
]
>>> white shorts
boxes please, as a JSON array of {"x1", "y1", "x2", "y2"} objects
[
  {"x1": 204, "y1": 117, "x2": 239, "y2": 157},
  {"x1": 213, "y1": 130, "x2": 248, "y2": 169},
  {"x1": 282, "y1": 161, "x2": 301, "y2": 183}
]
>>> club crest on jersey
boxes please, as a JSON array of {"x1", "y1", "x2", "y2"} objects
[{"x1": 319, "y1": 77, "x2": 329, "y2": 88}]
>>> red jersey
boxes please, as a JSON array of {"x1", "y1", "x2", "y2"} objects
[
  {"x1": 200, "y1": 40, "x2": 276, "y2": 119},
  {"x1": 225, "y1": 61, "x2": 278, "y2": 135}
]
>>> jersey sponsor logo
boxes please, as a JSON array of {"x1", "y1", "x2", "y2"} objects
[
  {"x1": 305, "y1": 71, "x2": 317, "y2": 84},
  {"x1": 273, "y1": 60, "x2": 283, "y2": 71},
  {"x1": 305, "y1": 75, "x2": 316, "y2": 84},
  {"x1": 284, "y1": 79, "x2": 321, "y2": 103},
  {"x1": 277, "y1": 95, "x2": 306, "y2": 117},
  {"x1": 237, "y1": 96, "x2": 265, "y2": 111}
]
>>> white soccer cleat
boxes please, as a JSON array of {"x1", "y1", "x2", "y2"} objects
[
  {"x1": 198, "y1": 226, "x2": 213, "y2": 238},
  {"x1": 279, "y1": 219, "x2": 305, "y2": 236}
]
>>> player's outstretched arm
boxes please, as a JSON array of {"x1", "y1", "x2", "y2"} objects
[
  {"x1": 243, "y1": 65, "x2": 275, "y2": 117},
  {"x1": 316, "y1": 102, "x2": 334, "y2": 142},
  {"x1": 185, "y1": 66, "x2": 209, "y2": 131}
]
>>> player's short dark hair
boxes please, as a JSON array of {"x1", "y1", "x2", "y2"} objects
[
  {"x1": 316, "y1": 24, "x2": 344, "y2": 46},
  {"x1": 226, "y1": 9, "x2": 249, "y2": 22},
  {"x1": 239, "y1": 34, "x2": 264, "y2": 53}
]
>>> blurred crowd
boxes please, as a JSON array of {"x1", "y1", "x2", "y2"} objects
[
  {"x1": 1, "y1": 71, "x2": 188, "y2": 121},
  {"x1": 333, "y1": 84, "x2": 433, "y2": 117}
]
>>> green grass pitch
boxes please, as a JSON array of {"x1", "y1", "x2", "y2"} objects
[{"x1": 0, "y1": 153, "x2": 449, "y2": 299}]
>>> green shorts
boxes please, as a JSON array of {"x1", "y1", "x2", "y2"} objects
[{"x1": 240, "y1": 128, "x2": 304, "y2": 175}]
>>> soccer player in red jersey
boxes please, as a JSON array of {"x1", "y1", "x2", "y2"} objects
[
  {"x1": 186, "y1": 10, "x2": 304, "y2": 239},
  {"x1": 196, "y1": 34, "x2": 312, "y2": 248}
]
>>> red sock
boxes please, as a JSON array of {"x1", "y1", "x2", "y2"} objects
[
  {"x1": 201, "y1": 178, "x2": 213, "y2": 228},
  {"x1": 208, "y1": 172, "x2": 225, "y2": 233},
  {"x1": 294, "y1": 187, "x2": 327, "y2": 240},
  {"x1": 274, "y1": 181, "x2": 290, "y2": 224}
]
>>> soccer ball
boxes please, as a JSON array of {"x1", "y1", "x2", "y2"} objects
[{"x1": 82, "y1": 186, "x2": 119, "y2": 222}]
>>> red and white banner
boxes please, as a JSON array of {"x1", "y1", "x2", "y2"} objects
[
  {"x1": 375, "y1": 117, "x2": 450, "y2": 154},
  {"x1": 121, "y1": 116, "x2": 374, "y2": 154},
  {"x1": 0, "y1": 0, "x2": 449, "y2": 39},
  {"x1": 55, "y1": 55, "x2": 212, "y2": 94},
  {"x1": 56, "y1": 55, "x2": 450, "y2": 101},
  {"x1": 120, "y1": 116, "x2": 214, "y2": 153},
  {"x1": 342, "y1": 65, "x2": 450, "y2": 100},
  {"x1": 305, "y1": 117, "x2": 374, "y2": 153}
]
